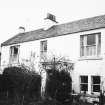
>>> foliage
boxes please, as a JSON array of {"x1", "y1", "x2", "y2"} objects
[
  {"x1": 45, "y1": 69, "x2": 72, "y2": 104},
  {"x1": 0, "y1": 66, "x2": 41, "y2": 105},
  {"x1": 29, "y1": 98, "x2": 63, "y2": 105},
  {"x1": 41, "y1": 56, "x2": 73, "y2": 105}
]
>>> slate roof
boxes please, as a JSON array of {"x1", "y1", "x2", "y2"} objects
[{"x1": 2, "y1": 14, "x2": 105, "y2": 46}]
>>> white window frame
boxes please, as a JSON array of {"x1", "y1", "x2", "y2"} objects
[
  {"x1": 9, "y1": 45, "x2": 20, "y2": 64},
  {"x1": 80, "y1": 76, "x2": 88, "y2": 92},
  {"x1": 40, "y1": 40, "x2": 47, "y2": 61},
  {"x1": 91, "y1": 76, "x2": 101, "y2": 93},
  {"x1": 80, "y1": 32, "x2": 101, "y2": 58},
  {"x1": 40, "y1": 40, "x2": 47, "y2": 53}
]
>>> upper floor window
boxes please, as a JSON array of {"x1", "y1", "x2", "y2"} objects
[
  {"x1": 80, "y1": 33, "x2": 101, "y2": 57},
  {"x1": 10, "y1": 45, "x2": 19, "y2": 64},
  {"x1": 40, "y1": 40, "x2": 47, "y2": 53}
]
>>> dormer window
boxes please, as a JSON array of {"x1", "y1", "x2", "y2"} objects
[{"x1": 80, "y1": 32, "x2": 101, "y2": 57}]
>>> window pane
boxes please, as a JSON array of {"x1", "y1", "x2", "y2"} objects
[
  {"x1": 80, "y1": 36, "x2": 84, "y2": 57},
  {"x1": 80, "y1": 47, "x2": 84, "y2": 56},
  {"x1": 40, "y1": 40, "x2": 47, "y2": 52},
  {"x1": 10, "y1": 46, "x2": 18, "y2": 56},
  {"x1": 81, "y1": 84, "x2": 88, "y2": 91},
  {"x1": 44, "y1": 42, "x2": 47, "y2": 51},
  {"x1": 92, "y1": 76, "x2": 100, "y2": 92},
  {"x1": 14, "y1": 47, "x2": 18, "y2": 55},
  {"x1": 93, "y1": 85, "x2": 100, "y2": 92},
  {"x1": 10, "y1": 47, "x2": 13, "y2": 56},
  {"x1": 80, "y1": 36, "x2": 84, "y2": 46},
  {"x1": 86, "y1": 45, "x2": 96, "y2": 56},
  {"x1": 97, "y1": 34, "x2": 101, "y2": 55},
  {"x1": 81, "y1": 76, "x2": 88, "y2": 83},
  {"x1": 87, "y1": 35, "x2": 96, "y2": 45},
  {"x1": 93, "y1": 76, "x2": 100, "y2": 84}
]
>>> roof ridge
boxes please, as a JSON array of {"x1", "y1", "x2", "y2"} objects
[{"x1": 59, "y1": 14, "x2": 105, "y2": 26}]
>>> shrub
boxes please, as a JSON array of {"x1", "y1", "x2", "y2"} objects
[
  {"x1": 1, "y1": 66, "x2": 41, "y2": 105},
  {"x1": 45, "y1": 69, "x2": 72, "y2": 104}
]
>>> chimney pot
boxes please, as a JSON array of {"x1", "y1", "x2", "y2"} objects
[{"x1": 19, "y1": 26, "x2": 25, "y2": 33}]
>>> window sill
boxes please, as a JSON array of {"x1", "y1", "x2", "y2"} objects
[
  {"x1": 78, "y1": 57, "x2": 103, "y2": 61},
  {"x1": 80, "y1": 91, "x2": 88, "y2": 94},
  {"x1": 91, "y1": 92, "x2": 100, "y2": 96}
]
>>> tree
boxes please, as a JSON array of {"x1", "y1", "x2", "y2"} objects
[{"x1": 41, "y1": 56, "x2": 74, "y2": 104}]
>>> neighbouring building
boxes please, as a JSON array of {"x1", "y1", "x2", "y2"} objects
[{"x1": 1, "y1": 13, "x2": 105, "y2": 95}]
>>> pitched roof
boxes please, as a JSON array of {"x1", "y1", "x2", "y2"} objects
[{"x1": 2, "y1": 14, "x2": 105, "y2": 46}]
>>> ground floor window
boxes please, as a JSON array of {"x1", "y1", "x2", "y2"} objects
[
  {"x1": 91, "y1": 76, "x2": 100, "y2": 92},
  {"x1": 80, "y1": 76, "x2": 88, "y2": 92}
]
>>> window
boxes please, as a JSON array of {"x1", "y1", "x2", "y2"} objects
[
  {"x1": 80, "y1": 76, "x2": 88, "y2": 92},
  {"x1": 10, "y1": 45, "x2": 19, "y2": 64},
  {"x1": 80, "y1": 33, "x2": 101, "y2": 57},
  {"x1": 40, "y1": 40, "x2": 47, "y2": 53},
  {"x1": 91, "y1": 76, "x2": 100, "y2": 92}
]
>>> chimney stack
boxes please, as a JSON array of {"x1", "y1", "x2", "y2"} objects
[
  {"x1": 19, "y1": 26, "x2": 25, "y2": 33},
  {"x1": 45, "y1": 13, "x2": 58, "y2": 23},
  {"x1": 43, "y1": 13, "x2": 58, "y2": 30}
]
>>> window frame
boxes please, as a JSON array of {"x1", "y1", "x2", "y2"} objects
[
  {"x1": 91, "y1": 76, "x2": 101, "y2": 93},
  {"x1": 9, "y1": 45, "x2": 20, "y2": 64},
  {"x1": 40, "y1": 40, "x2": 47, "y2": 53},
  {"x1": 80, "y1": 32, "x2": 101, "y2": 58},
  {"x1": 80, "y1": 75, "x2": 88, "y2": 92}
]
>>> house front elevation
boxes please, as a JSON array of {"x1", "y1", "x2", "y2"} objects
[{"x1": 1, "y1": 14, "x2": 105, "y2": 95}]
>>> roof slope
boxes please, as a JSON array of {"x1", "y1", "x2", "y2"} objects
[{"x1": 2, "y1": 14, "x2": 105, "y2": 46}]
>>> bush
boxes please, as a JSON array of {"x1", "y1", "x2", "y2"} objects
[
  {"x1": 0, "y1": 66, "x2": 41, "y2": 105},
  {"x1": 45, "y1": 69, "x2": 72, "y2": 104}
]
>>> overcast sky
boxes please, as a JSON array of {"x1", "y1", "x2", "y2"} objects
[{"x1": 0, "y1": 0, "x2": 105, "y2": 45}]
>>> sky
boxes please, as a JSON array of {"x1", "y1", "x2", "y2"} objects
[{"x1": 0, "y1": 0, "x2": 105, "y2": 45}]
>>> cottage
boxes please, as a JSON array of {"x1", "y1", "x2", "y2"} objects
[{"x1": 1, "y1": 13, "x2": 105, "y2": 95}]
